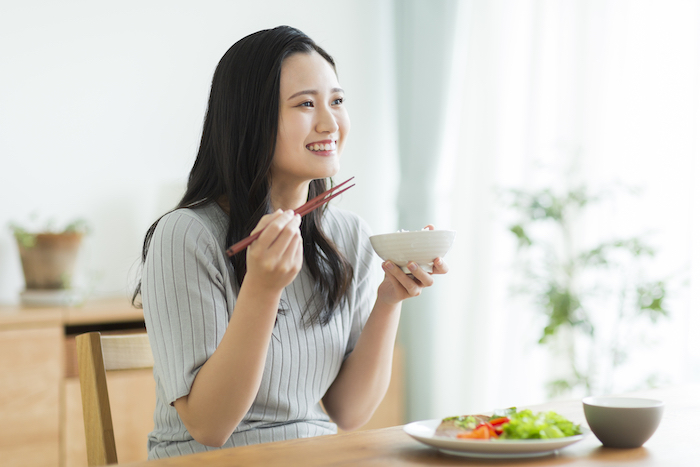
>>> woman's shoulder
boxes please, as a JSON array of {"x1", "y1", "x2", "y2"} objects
[
  {"x1": 153, "y1": 203, "x2": 228, "y2": 251},
  {"x1": 323, "y1": 206, "x2": 378, "y2": 268},
  {"x1": 323, "y1": 205, "x2": 373, "y2": 238}
]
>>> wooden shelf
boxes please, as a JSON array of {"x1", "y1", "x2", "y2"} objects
[{"x1": 0, "y1": 296, "x2": 143, "y2": 327}]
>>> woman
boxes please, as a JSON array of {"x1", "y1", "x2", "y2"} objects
[{"x1": 135, "y1": 25, "x2": 448, "y2": 459}]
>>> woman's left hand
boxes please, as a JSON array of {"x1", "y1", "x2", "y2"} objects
[{"x1": 376, "y1": 224, "x2": 450, "y2": 306}]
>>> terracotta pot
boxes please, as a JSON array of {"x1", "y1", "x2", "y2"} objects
[{"x1": 17, "y1": 232, "x2": 83, "y2": 289}]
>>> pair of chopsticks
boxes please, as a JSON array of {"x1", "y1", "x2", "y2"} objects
[{"x1": 226, "y1": 177, "x2": 355, "y2": 257}]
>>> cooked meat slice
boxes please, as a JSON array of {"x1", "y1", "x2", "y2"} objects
[{"x1": 434, "y1": 414, "x2": 491, "y2": 438}]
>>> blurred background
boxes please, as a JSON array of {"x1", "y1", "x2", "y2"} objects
[{"x1": 1, "y1": 0, "x2": 699, "y2": 426}]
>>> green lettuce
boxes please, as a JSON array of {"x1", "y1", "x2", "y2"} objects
[
  {"x1": 443, "y1": 415, "x2": 480, "y2": 430},
  {"x1": 501, "y1": 409, "x2": 582, "y2": 439}
]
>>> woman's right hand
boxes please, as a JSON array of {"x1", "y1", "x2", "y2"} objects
[
  {"x1": 175, "y1": 209, "x2": 303, "y2": 447},
  {"x1": 244, "y1": 209, "x2": 303, "y2": 291}
]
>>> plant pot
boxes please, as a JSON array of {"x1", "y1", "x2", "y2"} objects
[{"x1": 16, "y1": 232, "x2": 83, "y2": 290}]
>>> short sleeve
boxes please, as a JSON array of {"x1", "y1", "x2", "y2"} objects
[
  {"x1": 342, "y1": 214, "x2": 382, "y2": 358},
  {"x1": 142, "y1": 210, "x2": 231, "y2": 405}
]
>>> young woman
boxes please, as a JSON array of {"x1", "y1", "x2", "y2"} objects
[{"x1": 135, "y1": 25, "x2": 448, "y2": 459}]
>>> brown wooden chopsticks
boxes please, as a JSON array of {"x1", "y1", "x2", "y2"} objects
[{"x1": 225, "y1": 177, "x2": 355, "y2": 257}]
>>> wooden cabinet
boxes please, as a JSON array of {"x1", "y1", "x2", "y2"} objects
[
  {"x1": 0, "y1": 324, "x2": 63, "y2": 467},
  {"x1": 0, "y1": 298, "x2": 150, "y2": 467},
  {"x1": 0, "y1": 298, "x2": 404, "y2": 466}
]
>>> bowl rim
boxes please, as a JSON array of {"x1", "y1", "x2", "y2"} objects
[
  {"x1": 582, "y1": 396, "x2": 665, "y2": 409},
  {"x1": 369, "y1": 229, "x2": 457, "y2": 240}
]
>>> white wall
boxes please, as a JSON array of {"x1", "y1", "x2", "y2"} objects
[{"x1": 0, "y1": 0, "x2": 399, "y2": 303}]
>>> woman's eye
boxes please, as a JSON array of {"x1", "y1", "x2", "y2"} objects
[
  {"x1": 300, "y1": 101, "x2": 314, "y2": 107},
  {"x1": 332, "y1": 97, "x2": 344, "y2": 105}
]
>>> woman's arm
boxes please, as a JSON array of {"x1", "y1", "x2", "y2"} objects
[
  {"x1": 322, "y1": 245, "x2": 449, "y2": 431},
  {"x1": 173, "y1": 210, "x2": 303, "y2": 447},
  {"x1": 320, "y1": 292, "x2": 402, "y2": 431}
]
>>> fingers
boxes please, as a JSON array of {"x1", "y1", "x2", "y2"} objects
[
  {"x1": 266, "y1": 213, "x2": 302, "y2": 259},
  {"x1": 292, "y1": 232, "x2": 304, "y2": 264},
  {"x1": 251, "y1": 209, "x2": 286, "y2": 235},
  {"x1": 419, "y1": 224, "x2": 448, "y2": 274},
  {"x1": 432, "y1": 257, "x2": 449, "y2": 275},
  {"x1": 256, "y1": 210, "x2": 301, "y2": 255},
  {"x1": 382, "y1": 269, "x2": 404, "y2": 292},
  {"x1": 254, "y1": 210, "x2": 297, "y2": 247},
  {"x1": 246, "y1": 210, "x2": 303, "y2": 289},
  {"x1": 248, "y1": 210, "x2": 302, "y2": 265},
  {"x1": 406, "y1": 262, "x2": 434, "y2": 287},
  {"x1": 382, "y1": 261, "x2": 430, "y2": 297}
]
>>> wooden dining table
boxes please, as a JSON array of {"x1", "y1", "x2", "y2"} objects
[{"x1": 122, "y1": 384, "x2": 698, "y2": 466}]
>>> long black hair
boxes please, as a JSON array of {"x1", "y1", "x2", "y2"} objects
[{"x1": 133, "y1": 26, "x2": 353, "y2": 325}]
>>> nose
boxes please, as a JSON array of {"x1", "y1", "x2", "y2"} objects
[{"x1": 315, "y1": 104, "x2": 339, "y2": 134}]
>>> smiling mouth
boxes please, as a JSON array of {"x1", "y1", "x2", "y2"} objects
[{"x1": 306, "y1": 141, "x2": 337, "y2": 152}]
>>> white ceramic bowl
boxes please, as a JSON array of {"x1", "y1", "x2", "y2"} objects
[
  {"x1": 369, "y1": 230, "x2": 456, "y2": 273},
  {"x1": 582, "y1": 397, "x2": 664, "y2": 448}
]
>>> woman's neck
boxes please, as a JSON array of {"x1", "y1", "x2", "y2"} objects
[
  {"x1": 270, "y1": 180, "x2": 310, "y2": 212},
  {"x1": 215, "y1": 181, "x2": 312, "y2": 215}
]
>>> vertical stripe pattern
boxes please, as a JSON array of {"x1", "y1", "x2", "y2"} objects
[{"x1": 142, "y1": 202, "x2": 380, "y2": 460}]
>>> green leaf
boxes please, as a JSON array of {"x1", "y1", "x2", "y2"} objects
[
  {"x1": 538, "y1": 283, "x2": 582, "y2": 342},
  {"x1": 493, "y1": 407, "x2": 517, "y2": 418},
  {"x1": 577, "y1": 244, "x2": 611, "y2": 267},
  {"x1": 637, "y1": 281, "x2": 670, "y2": 321},
  {"x1": 9, "y1": 223, "x2": 37, "y2": 248},
  {"x1": 546, "y1": 379, "x2": 573, "y2": 397},
  {"x1": 509, "y1": 224, "x2": 532, "y2": 247},
  {"x1": 64, "y1": 218, "x2": 91, "y2": 234},
  {"x1": 614, "y1": 238, "x2": 655, "y2": 257}
]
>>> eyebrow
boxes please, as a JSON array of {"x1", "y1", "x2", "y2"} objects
[{"x1": 287, "y1": 87, "x2": 344, "y2": 100}]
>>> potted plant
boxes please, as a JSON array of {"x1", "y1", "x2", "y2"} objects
[
  {"x1": 502, "y1": 183, "x2": 671, "y2": 397},
  {"x1": 9, "y1": 218, "x2": 90, "y2": 305}
]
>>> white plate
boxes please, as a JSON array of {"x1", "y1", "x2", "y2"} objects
[{"x1": 403, "y1": 419, "x2": 589, "y2": 459}]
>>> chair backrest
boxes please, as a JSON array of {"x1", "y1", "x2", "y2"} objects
[{"x1": 76, "y1": 331, "x2": 154, "y2": 466}]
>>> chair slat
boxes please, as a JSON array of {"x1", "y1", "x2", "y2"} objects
[
  {"x1": 76, "y1": 331, "x2": 154, "y2": 466},
  {"x1": 101, "y1": 334, "x2": 154, "y2": 371}
]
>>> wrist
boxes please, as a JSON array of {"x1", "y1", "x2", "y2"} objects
[
  {"x1": 373, "y1": 297, "x2": 402, "y2": 316},
  {"x1": 240, "y1": 275, "x2": 284, "y2": 306}
]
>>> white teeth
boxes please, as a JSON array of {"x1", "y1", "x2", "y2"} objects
[{"x1": 307, "y1": 141, "x2": 337, "y2": 151}]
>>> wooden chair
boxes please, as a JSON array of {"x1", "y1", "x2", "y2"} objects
[{"x1": 76, "y1": 331, "x2": 154, "y2": 466}]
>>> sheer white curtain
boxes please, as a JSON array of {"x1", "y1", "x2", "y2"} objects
[
  {"x1": 392, "y1": 0, "x2": 459, "y2": 421},
  {"x1": 430, "y1": 0, "x2": 700, "y2": 417}
]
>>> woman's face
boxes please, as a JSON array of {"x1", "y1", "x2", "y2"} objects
[{"x1": 271, "y1": 51, "x2": 350, "y2": 189}]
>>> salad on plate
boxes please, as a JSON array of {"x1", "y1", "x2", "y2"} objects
[{"x1": 437, "y1": 408, "x2": 582, "y2": 441}]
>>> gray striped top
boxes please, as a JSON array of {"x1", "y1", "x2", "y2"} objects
[{"x1": 141, "y1": 202, "x2": 380, "y2": 460}]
